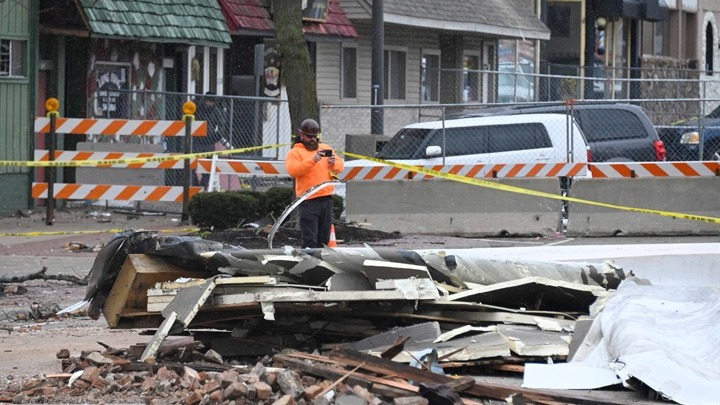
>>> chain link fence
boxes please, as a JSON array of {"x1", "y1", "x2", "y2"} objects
[
  {"x1": 322, "y1": 101, "x2": 664, "y2": 166},
  {"x1": 77, "y1": 74, "x2": 720, "y2": 213},
  {"x1": 84, "y1": 89, "x2": 291, "y2": 213}
]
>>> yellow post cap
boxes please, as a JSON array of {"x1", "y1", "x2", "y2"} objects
[
  {"x1": 183, "y1": 101, "x2": 197, "y2": 115},
  {"x1": 46, "y1": 98, "x2": 60, "y2": 112}
]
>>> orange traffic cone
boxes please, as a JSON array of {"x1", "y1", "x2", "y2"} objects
[{"x1": 328, "y1": 224, "x2": 337, "y2": 247}]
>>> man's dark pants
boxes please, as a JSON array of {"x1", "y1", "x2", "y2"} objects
[{"x1": 299, "y1": 196, "x2": 333, "y2": 248}]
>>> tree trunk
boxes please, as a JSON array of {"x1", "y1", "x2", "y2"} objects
[{"x1": 273, "y1": 0, "x2": 319, "y2": 132}]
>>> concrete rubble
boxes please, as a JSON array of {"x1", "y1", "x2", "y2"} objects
[{"x1": 4, "y1": 230, "x2": 718, "y2": 404}]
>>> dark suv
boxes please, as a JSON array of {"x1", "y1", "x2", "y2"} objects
[
  {"x1": 453, "y1": 103, "x2": 666, "y2": 162},
  {"x1": 658, "y1": 105, "x2": 720, "y2": 161}
]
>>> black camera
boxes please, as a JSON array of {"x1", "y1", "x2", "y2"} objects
[{"x1": 321, "y1": 150, "x2": 333, "y2": 157}]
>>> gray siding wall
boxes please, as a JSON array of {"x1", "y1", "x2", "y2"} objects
[
  {"x1": 339, "y1": 0, "x2": 370, "y2": 20},
  {"x1": 317, "y1": 22, "x2": 488, "y2": 150}
]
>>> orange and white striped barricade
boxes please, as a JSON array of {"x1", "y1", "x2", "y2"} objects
[
  {"x1": 339, "y1": 162, "x2": 588, "y2": 181},
  {"x1": 196, "y1": 157, "x2": 290, "y2": 192},
  {"x1": 31, "y1": 183, "x2": 201, "y2": 202},
  {"x1": 34, "y1": 116, "x2": 206, "y2": 219},
  {"x1": 33, "y1": 117, "x2": 207, "y2": 137},
  {"x1": 589, "y1": 161, "x2": 720, "y2": 178}
]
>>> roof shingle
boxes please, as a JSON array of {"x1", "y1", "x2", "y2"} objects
[
  {"x1": 355, "y1": 0, "x2": 549, "y2": 40},
  {"x1": 78, "y1": 0, "x2": 232, "y2": 47},
  {"x1": 219, "y1": 0, "x2": 357, "y2": 38}
]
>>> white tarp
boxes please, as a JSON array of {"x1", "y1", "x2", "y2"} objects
[{"x1": 523, "y1": 279, "x2": 720, "y2": 405}]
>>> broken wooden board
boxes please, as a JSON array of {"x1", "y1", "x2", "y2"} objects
[
  {"x1": 147, "y1": 285, "x2": 314, "y2": 313},
  {"x1": 102, "y1": 254, "x2": 207, "y2": 328},
  {"x1": 211, "y1": 283, "x2": 440, "y2": 306},
  {"x1": 161, "y1": 278, "x2": 217, "y2": 326}
]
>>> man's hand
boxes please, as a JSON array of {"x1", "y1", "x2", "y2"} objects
[
  {"x1": 313, "y1": 150, "x2": 324, "y2": 163},
  {"x1": 328, "y1": 154, "x2": 336, "y2": 167}
]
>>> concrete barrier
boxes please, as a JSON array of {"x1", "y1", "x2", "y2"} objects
[
  {"x1": 567, "y1": 177, "x2": 720, "y2": 236},
  {"x1": 345, "y1": 179, "x2": 562, "y2": 236}
]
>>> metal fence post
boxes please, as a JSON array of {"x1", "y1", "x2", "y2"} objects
[
  {"x1": 181, "y1": 100, "x2": 196, "y2": 222},
  {"x1": 44, "y1": 98, "x2": 60, "y2": 226}
]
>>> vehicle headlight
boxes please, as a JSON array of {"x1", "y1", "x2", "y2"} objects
[{"x1": 679, "y1": 131, "x2": 700, "y2": 144}]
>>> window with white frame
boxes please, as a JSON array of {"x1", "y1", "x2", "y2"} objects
[
  {"x1": 0, "y1": 39, "x2": 26, "y2": 77},
  {"x1": 421, "y1": 52, "x2": 440, "y2": 102},
  {"x1": 384, "y1": 49, "x2": 406, "y2": 100},
  {"x1": 463, "y1": 54, "x2": 480, "y2": 102},
  {"x1": 341, "y1": 46, "x2": 357, "y2": 99}
]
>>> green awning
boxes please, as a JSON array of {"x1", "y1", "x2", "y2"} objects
[{"x1": 78, "y1": 0, "x2": 231, "y2": 48}]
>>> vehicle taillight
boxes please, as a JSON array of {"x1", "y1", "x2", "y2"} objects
[
  {"x1": 654, "y1": 140, "x2": 667, "y2": 161},
  {"x1": 586, "y1": 146, "x2": 592, "y2": 162}
]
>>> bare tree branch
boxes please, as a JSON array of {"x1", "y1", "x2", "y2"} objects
[{"x1": 0, "y1": 266, "x2": 88, "y2": 285}]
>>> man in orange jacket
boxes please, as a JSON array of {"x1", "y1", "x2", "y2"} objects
[{"x1": 285, "y1": 119, "x2": 344, "y2": 248}]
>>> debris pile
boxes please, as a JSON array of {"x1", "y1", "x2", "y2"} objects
[
  {"x1": 10, "y1": 230, "x2": 720, "y2": 404},
  {"x1": 1, "y1": 337, "x2": 623, "y2": 404}
]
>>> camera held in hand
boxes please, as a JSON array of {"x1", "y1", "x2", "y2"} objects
[{"x1": 321, "y1": 150, "x2": 333, "y2": 157}]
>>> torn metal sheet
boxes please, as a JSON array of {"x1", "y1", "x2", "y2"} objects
[
  {"x1": 420, "y1": 251, "x2": 626, "y2": 289},
  {"x1": 375, "y1": 278, "x2": 438, "y2": 300},
  {"x1": 417, "y1": 306, "x2": 576, "y2": 329},
  {"x1": 446, "y1": 276, "x2": 609, "y2": 312},
  {"x1": 525, "y1": 279, "x2": 720, "y2": 405},
  {"x1": 362, "y1": 260, "x2": 431, "y2": 284},
  {"x1": 267, "y1": 180, "x2": 343, "y2": 249},
  {"x1": 325, "y1": 272, "x2": 373, "y2": 291},
  {"x1": 523, "y1": 363, "x2": 622, "y2": 389},
  {"x1": 351, "y1": 322, "x2": 442, "y2": 353},
  {"x1": 377, "y1": 332, "x2": 512, "y2": 363},
  {"x1": 434, "y1": 325, "x2": 496, "y2": 343}
]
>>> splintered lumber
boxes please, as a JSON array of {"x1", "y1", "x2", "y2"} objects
[
  {"x1": 103, "y1": 254, "x2": 207, "y2": 327},
  {"x1": 319, "y1": 349, "x2": 628, "y2": 405},
  {"x1": 273, "y1": 353, "x2": 417, "y2": 397},
  {"x1": 327, "y1": 348, "x2": 475, "y2": 391}
]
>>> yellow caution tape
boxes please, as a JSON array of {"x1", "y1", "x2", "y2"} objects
[
  {"x1": 0, "y1": 144, "x2": 288, "y2": 168},
  {"x1": 0, "y1": 227, "x2": 200, "y2": 237},
  {"x1": 343, "y1": 152, "x2": 720, "y2": 225}
]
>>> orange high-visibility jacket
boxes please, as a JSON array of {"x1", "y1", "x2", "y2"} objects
[{"x1": 285, "y1": 142, "x2": 344, "y2": 199}]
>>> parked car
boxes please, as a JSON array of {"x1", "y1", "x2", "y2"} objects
[
  {"x1": 335, "y1": 113, "x2": 588, "y2": 200},
  {"x1": 658, "y1": 105, "x2": 720, "y2": 161},
  {"x1": 454, "y1": 103, "x2": 666, "y2": 162},
  {"x1": 353, "y1": 113, "x2": 587, "y2": 167}
]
